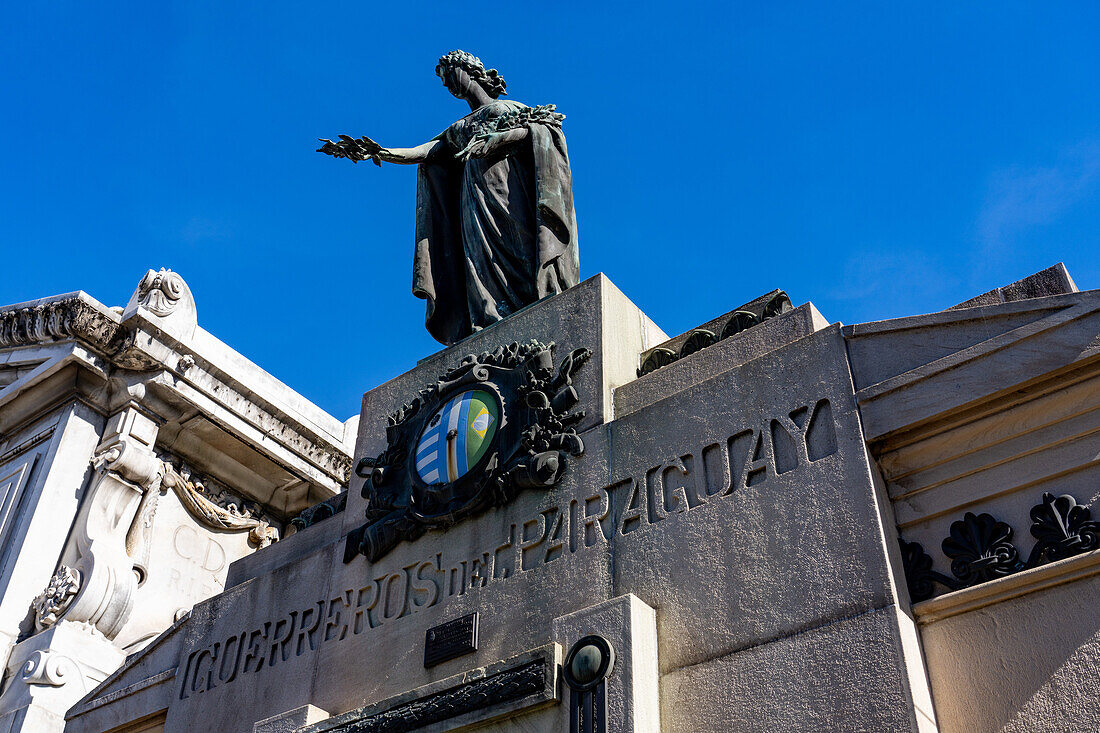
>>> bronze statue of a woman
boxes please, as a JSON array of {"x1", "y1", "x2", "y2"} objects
[{"x1": 319, "y1": 50, "x2": 579, "y2": 346}]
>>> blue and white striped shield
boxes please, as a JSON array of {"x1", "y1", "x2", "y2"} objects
[{"x1": 415, "y1": 389, "x2": 499, "y2": 485}]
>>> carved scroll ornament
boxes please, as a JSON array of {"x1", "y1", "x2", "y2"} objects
[
  {"x1": 21, "y1": 650, "x2": 81, "y2": 688},
  {"x1": 35, "y1": 439, "x2": 278, "y2": 639},
  {"x1": 135, "y1": 268, "x2": 185, "y2": 316}
]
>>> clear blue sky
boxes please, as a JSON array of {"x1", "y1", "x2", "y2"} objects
[{"x1": 3, "y1": 2, "x2": 1098, "y2": 420}]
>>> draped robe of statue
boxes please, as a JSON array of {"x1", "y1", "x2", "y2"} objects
[{"x1": 413, "y1": 99, "x2": 579, "y2": 346}]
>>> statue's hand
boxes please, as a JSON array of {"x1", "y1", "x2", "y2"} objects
[
  {"x1": 317, "y1": 135, "x2": 386, "y2": 166},
  {"x1": 455, "y1": 132, "x2": 504, "y2": 162}
]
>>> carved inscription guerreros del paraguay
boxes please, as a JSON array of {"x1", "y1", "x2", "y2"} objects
[
  {"x1": 178, "y1": 397, "x2": 839, "y2": 699},
  {"x1": 346, "y1": 341, "x2": 592, "y2": 563}
]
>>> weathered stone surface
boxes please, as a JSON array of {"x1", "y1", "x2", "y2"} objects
[
  {"x1": 919, "y1": 569, "x2": 1100, "y2": 733},
  {"x1": 154, "y1": 321, "x2": 929, "y2": 732},
  {"x1": 317, "y1": 424, "x2": 613, "y2": 721},
  {"x1": 552, "y1": 594, "x2": 659, "y2": 731},
  {"x1": 303, "y1": 645, "x2": 559, "y2": 733},
  {"x1": 164, "y1": 427, "x2": 615, "y2": 731},
  {"x1": 254, "y1": 704, "x2": 330, "y2": 732},
  {"x1": 0, "y1": 616, "x2": 125, "y2": 717},
  {"x1": 845, "y1": 290, "x2": 1100, "y2": 442},
  {"x1": 950, "y1": 262, "x2": 1077, "y2": 310},
  {"x1": 610, "y1": 325, "x2": 896, "y2": 672},
  {"x1": 0, "y1": 621, "x2": 125, "y2": 732},
  {"x1": 59, "y1": 269, "x2": 1100, "y2": 733},
  {"x1": 0, "y1": 291, "x2": 120, "y2": 354},
  {"x1": 226, "y1": 506, "x2": 346, "y2": 590},
  {"x1": 112, "y1": 485, "x2": 259, "y2": 650},
  {"x1": 659, "y1": 605, "x2": 926, "y2": 732},
  {"x1": 0, "y1": 403, "x2": 104, "y2": 673},
  {"x1": 65, "y1": 616, "x2": 185, "y2": 733},
  {"x1": 121, "y1": 268, "x2": 199, "y2": 342},
  {"x1": 164, "y1": 545, "x2": 336, "y2": 733}
]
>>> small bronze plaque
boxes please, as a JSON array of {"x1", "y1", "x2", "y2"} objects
[{"x1": 424, "y1": 612, "x2": 479, "y2": 668}]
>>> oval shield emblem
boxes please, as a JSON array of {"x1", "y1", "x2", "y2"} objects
[{"x1": 415, "y1": 389, "x2": 500, "y2": 485}]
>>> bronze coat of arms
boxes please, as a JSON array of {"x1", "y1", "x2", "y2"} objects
[{"x1": 346, "y1": 341, "x2": 590, "y2": 563}]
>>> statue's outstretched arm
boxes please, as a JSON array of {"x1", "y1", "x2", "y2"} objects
[
  {"x1": 317, "y1": 136, "x2": 445, "y2": 166},
  {"x1": 380, "y1": 139, "x2": 446, "y2": 165}
]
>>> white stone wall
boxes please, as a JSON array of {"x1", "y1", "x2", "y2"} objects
[{"x1": 0, "y1": 271, "x2": 352, "y2": 733}]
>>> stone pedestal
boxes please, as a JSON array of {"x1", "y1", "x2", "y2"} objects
[
  {"x1": 132, "y1": 276, "x2": 930, "y2": 733},
  {"x1": 552, "y1": 595, "x2": 660, "y2": 732},
  {"x1": 345, "y1": 273, "x2": 668, "y2": 517},
  {"x1": 60, "y1": 266, "x2": 1100, "y2": 732}
]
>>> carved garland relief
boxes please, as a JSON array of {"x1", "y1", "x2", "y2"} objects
[{"x1": 30, "y1": 444, "x2": 279, "y2": 636}]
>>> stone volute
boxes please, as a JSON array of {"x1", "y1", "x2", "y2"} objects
[{"x1": 121, "y1": 268, "x2": 198, "y2": 340}]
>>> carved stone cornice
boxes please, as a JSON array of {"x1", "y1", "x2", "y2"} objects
[
  {"x1": 162, "y1": 352, "x2": 353, "y2": 484},
  {"x1": 0, "y1": 296, "x2": 161, "y2": 376},
  {"x1": 1, "y1": 287, "x2": 351, "y2": 489},
  {"x1": 0, "y1": 298, "x2": 119, "y2": 350}
]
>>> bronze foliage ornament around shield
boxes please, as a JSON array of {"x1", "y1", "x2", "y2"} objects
[{"x1": 346, "y1": 341, "x2": 590, "y2": 563}]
